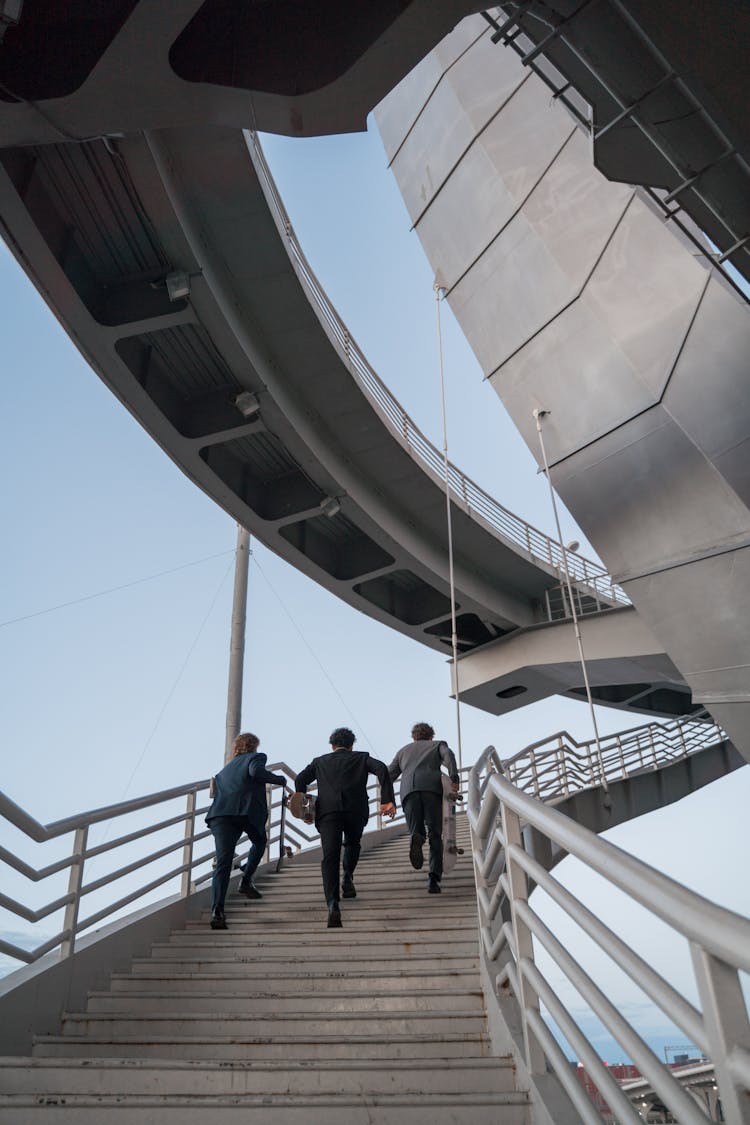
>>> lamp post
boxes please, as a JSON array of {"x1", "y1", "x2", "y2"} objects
[{"x1": 224, "y1": 524, "x2": 250, "y2": 763}]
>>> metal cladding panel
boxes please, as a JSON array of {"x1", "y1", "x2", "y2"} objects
[
  {"x1": 415, "y1": 76, "x2": 576, "y2": 287},
  {"x1": 389, "y1": 28, "x2": 522, "y2": 223},
  {"x1": 449, "y1": 130, "x2": 635, "y2": 375},
  {"x1": 375, "y1": 18, "x2": 486, "y2": 164},
  {"x1": 625, "y1": 548, "x2": 750, "y2": 705},
  {"x1": 551, "y1": 406, "x2": 750, "y2": 581},
  {"x1": 663, "y1": 276, "x2": 750, "y2": 507}
]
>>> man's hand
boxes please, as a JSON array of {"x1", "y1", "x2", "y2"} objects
[
  {"x1": 380, "y1": 802, "x2": 396, "y2": 820},
  {"x1": 451, "y1": 782, "x2": 460, "y2": 794}
]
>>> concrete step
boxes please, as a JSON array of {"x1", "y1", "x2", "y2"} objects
[
  {"x1": 186, "y1": 913, "x2": 476, "y2": 929},
  {"x1": 60, "y1": 1010, "x2": 486, "y2": 1039},
  {"x1": 208, "y1": 905, "x2": 476, "y2": 923},
  {"x1": 0, "y1": 1055, "x2": 516, "y2": 1096},
  {"x1": 130, "y1": 953, "x2": 477, "y2": 973},
  {"x1": 85, "y1": 989, "x2": 485, "y2": 1014},
  {"x1": 155, "y1": 937, "x2": 479, "y2": 956},
  {"x1": 109, "y1": 968, "x2": 480, "y2": 993},
  {"x1": 0, "y1": 1092, "x2": 530, "y2": 1124},
  {"x1": 33, "y1": 1031, "x2": 491, "y2": 1061}
]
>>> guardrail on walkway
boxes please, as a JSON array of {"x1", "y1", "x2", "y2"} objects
[
  {"x1": 244, "y1": 130, "x2": 628, "y2": 614},
  {"x1": 500, "y1": 713, "x2": 727, "y2": 802},
  {"x1": 468, "y1": 743, "x2": 750, "y2": 1125},
  {"x1": 0, "y1": 763, "x2": 422, "y2": 968}
]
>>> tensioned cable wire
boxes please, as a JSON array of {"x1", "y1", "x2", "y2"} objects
[
  {"x1": 533, "y1": 408, "x2": 611, "y2": 805},
  {"x1": 0, "y1": 549, "x2": 235, "y2": 629},
  {"x1": 250, "y1": 551, "x2": 377, "y2": 753},
  {"x1": 92, "y1": 557, "x2": 235, "y2": 852},
  {"x1": 434, "y1": 285, "x2": 464, "y2": 775}
]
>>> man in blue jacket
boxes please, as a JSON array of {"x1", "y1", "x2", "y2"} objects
[{"x1": 205, "y1": 732, "x2": 286, "y2": 930}]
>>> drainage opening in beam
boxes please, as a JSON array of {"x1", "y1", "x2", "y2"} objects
[
  {"x1": 497, "y1": 685, "x2": 528, "y2": 700},
  {"x1": 116, "y1": 331, "x2": 248, "y2": 439},
  {"x1": 201, "y1": 433, "x2": 324, "y2": 521},
  {"x1": 0, "y1": 143, "x2": 183, "y2": 327},
  {"x1": 424, "y1": 614, "x2": 510, "y2": 653},
  {"x1": 170, "y1": 2, "x2": 409, "y2": 95},
  {"x1": 353, "y1": 570, "x2": 452, "y2": 627},
  {"x1": 0, "y1": 3, "x2": 140, "y2": 102},
  {"x1": 279, "y1": 513, "x2": 394, "y2": 582},
  {"x1": 570, "y1": 684, "x2": 702, "y2": 717}
]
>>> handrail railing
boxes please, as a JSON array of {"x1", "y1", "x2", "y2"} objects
[
  {"x1": 500, "y1": 712, "x2": 727, "y2": 802},
  {"x1": 0, "y1": 761, "x2": 471, "y2": 969},
  {"x1": 243, "y1": 129, "x2": 629, "y2": 614},
  {"x1": 467, "y1": 744, "x2": 750, "y2": 1124}
]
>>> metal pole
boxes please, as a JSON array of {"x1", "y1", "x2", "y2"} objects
[
  {"x1": 224, "y1": 524, "x2": 250, "y2": 764},
  {"x1": 532, "y1": 409, "x2": 611, "y2": 805}
]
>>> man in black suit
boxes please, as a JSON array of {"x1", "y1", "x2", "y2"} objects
[
  {"x1": 389, "y1": 721, "x2": 460, "y2": 894},
  {"x1": 295, "y1": 727, "x2": 396, "y2": 927}
]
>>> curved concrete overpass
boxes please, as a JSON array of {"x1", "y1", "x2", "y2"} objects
[{"x1": 0, "y1": 120, "x2": 626, "y2": 660}]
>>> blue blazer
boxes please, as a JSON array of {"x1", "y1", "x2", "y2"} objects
[{"x1": 205, "y1": 752, "x2": 286, "y2": 831}]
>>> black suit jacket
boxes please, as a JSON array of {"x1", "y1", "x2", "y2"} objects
[{"x1": 295, "y1": 749, "x2": 394, "y2": 822}]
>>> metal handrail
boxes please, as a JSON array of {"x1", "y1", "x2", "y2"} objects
[
  {"x1": 243, "y1": 130, "x2": 629, "y2": 612},
  {"x1": 1, "y1": 759, "x2": 472, "y2": 968},
  {"x1": 468, "y1": 744, "x2": 750, "y2": 1123},
  {"x1": 500, "y1": 713, "x2": 727, "y2": 801}
]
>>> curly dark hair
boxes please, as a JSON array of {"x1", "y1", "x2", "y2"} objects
[
  {"x1": 411, "y1": 722, "x2": 435, "y2": 742},
  {"x1": 232, "y1": 732, "x2": 260, "y2": 757},
  {"x1": 329, "y1": 727, "x2": 356, "y2": 749}
]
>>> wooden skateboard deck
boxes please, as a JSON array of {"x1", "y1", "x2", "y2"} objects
[
  {"x1": 441, "y1": 774, "x2": 463, "y2": 873},
  {"x1": 287, "y1": 791, "x2": 316, "y2": 824}
]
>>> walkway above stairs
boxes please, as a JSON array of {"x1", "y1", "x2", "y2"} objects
[{"x1": 0, "y1": 818, "x2": 531, "y2": 1123}]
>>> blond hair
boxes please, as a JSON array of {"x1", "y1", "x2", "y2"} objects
[{"x1": 232, "y1": 732, "x2": 260, "y2": 757}]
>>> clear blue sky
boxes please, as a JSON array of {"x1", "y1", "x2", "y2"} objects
[{"x1": 1, "y1": 118, "x2": 747, "y2": 1060}]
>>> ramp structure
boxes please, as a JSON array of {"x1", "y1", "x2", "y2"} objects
[{"x1": 376, "y1": 12, "x2": 750, "y2": 760}]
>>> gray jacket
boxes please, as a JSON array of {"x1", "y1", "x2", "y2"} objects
[{"x1": 388, "y1": 739, "x2": 459, "y2": 800}]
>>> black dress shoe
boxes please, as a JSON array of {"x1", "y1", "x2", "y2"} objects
[
  {"x1": 210, "y1": 909, "x2": 228, "y2": 929},
  {"x1": 409, "y1": 833, "x2": 425, "y2": 870},
  {"x1": 341, "y1": 878, "x2": 357, "y2": 899},
  {"x1": 427, "y1": 876, "x2": 441, "y2": 894},
  {"x1": 327, "y1": 903, "x2": 343, "y2": 928},
  {"x1": 238, "y1": 880, "x2": 263, "y2": 899}
]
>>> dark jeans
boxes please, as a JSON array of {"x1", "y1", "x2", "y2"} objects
[
  {"x1": 209, "y1": 816, "x2": 267, "y2": 913},
  {"x1": 403, "y1": 790, "x2": 443, "y2": 879},
  {"x1": 317, "y1": 812, "x2": 367, "y2": 906}
]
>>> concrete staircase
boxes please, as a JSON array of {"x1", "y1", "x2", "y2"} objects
[{"x1": 0, "y1": 819, "x2": 531, "y2": 1122}]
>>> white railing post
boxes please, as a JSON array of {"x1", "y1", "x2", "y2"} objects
[
  {"x1": 690, "y1": 942, "x2": 750, "y2": 1124},
  {"x1": 556, "y1": 736, "x2": 569, "y2": 796},
  {"x1": 181, "y1": 791, "x2": 197, "y2": 897},
  {"x1": 500, "y1": 801, "x2": 546, "y2": 1076},
  {"x1": 60, "y1": 825, "x2": 88, "y2": 959},
  {"x1": 617, "y1": 734, "x2": 628, "y2": 779},
  {"x1": 529, "y1": 749, "x2": 540, "y2": 798},
  {"x1": 264, "y1": 784, "x2": 272, "y2": 864}
]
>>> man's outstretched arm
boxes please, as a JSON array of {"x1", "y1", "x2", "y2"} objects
[
  {"x1": 295, "y1": 761, "x2": 316, "y2": 793},
  {"x1": 439, "y1": 742, "x2": 460, "y2": 789},
  {"x1": 367, "y1": 755, "x2": 396, "y2": 816}
]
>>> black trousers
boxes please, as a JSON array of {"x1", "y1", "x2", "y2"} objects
[
  {"x1": 317, "y1": 812, "x2": 367, "y2": 906},
  {"x1": 208, "y1": 816, "x2": 267, "y2": 912},
  {"x1": 403, "y1": 790, "x2": 443, "y2": 879}
]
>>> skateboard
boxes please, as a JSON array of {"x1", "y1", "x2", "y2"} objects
[
  {"x1": 441, "y1": 774, "x2": 464, "y2": 874},
  {"x1": 287, "y1": 791, "x2": 316, "y2": 825}
]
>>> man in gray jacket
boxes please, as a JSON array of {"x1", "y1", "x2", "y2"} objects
[{"x1": 388, "y1": 722, "x2": 459, "y2": 893}]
